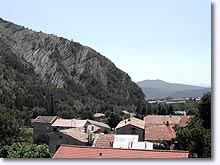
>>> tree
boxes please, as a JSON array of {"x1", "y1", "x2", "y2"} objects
[
  {"x1": 174, "y1": 116, "x2": 211, "y2": 158},
  {"x1": 168, "y1": 104, "x2": 174, "y2": 115},
  {"x1": 198, "y1": 92, "x2": 211, "y2": 129},
  {"x1": 107, "y1": 112, "x2": 122, "y2": 129},
  {"x1": 0, "y1": 106, "x2": 25, "y2": 145},
  {"x1": 30, "y1": 107, "x2": 47, "y2": 119},
  {"x1": 0, "y1": 143, "x2": 52, "y2": 158}
]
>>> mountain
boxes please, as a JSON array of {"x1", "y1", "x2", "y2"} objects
[
  {"x1": 0, "y1": 18, "x2": 145, "y2": 119},
  {"x1": 137, "y1": 79, "x2": 211, "y2": 99}
]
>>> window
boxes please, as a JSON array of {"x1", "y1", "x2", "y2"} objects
[{"x1": 131, "y1": 127, "x2": 136, "y2": 134}]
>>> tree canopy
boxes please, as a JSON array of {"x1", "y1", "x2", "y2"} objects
[
  {"x1": 0, "y1": 143, "x2": 52, "y2": 158},
  {"x1": 174, "y1": 92, "x2": 211, "y2": 158},
  {"x1": 198, "y1": 92, "x2": 211, "y2": 129}
]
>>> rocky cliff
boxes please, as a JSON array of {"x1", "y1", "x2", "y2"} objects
[{"x1": 0, "y1": 18, "x2": 145, "y2": 117}]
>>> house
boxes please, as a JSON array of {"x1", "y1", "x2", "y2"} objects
[
  {"x1": 32, "y1": 116, "x2": 111, "y2": 147},
  {"x1": 93, "y1": 113, "x2": 105, "y2": 118},
  {"x1": 144, "y1": 115, "x2": 191, "y2": 141},
  {"x1": 48, "y1": 128, "x2": 89, "y2": 154},
  {"x1": 53, "y1": 144, "x2": 189, "y2": 158},
  {"x1": 115, "y1": 117, "x2": 145, "y2": 141},
  {"x1": 51, "y1": 118, "x2": 87, "y2": 131},
  {"x1": 174, "y1": 111, "x2": 186, "y2": 115},
  {"x1": 144, "y1": 115, "x2": 191, "y2": 127},
  {"x1": 93, "y1": 134, "x2": 115, "y2": 148},
  {"x1": 32, "y1": 116, "x2": 58, "y2": 144},
  {"x1": 93, "y1": 113, "x2": 105, "y2": 122},
  {"x1": 51, "y1": 118, "x2": 110, "y2": 133},
  {"x1": 87, "y1": 119, "x2": 111, "y2": 133},
  {"x1": 144, "y1": 124, "x2": 176, "y2": 141}
]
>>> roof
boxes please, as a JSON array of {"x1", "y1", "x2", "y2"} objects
[
  {"x1": 87, "y1": 124, "x2": 100, "y2": 133},
  {"x1": 51, "y1": 119, "x2": 87, "y2": 128},
  {"x1": 93, "y1": 113, "x2": 105, "y2": 118},
  {"x1": 115, "y1": 117, "x2": 144, "y2": 130},
  {"x1": 53, "y1": 145, "x2": 189, "y2": 158},
  {"x1": 178, "y1": 116, "x2": 191, "y2": 127},
  {"x1": 144, "y1": 115, "x2": 191, "y2": 127},
  {"x1": 94, "y1": 134, "x2": 115, "y2": 148},
  {"x1": 33, "y1": 116, "x2": 58, "y2": 124},
  {"x1": 87, "y1": 119, "x2": 110, "y2": 129},
  {"x1": 144, "y1": 124, "x2": 176, "y2": 141},
  {"x1": 59, "y1": 128, "x2": 88, "y2": 143}
]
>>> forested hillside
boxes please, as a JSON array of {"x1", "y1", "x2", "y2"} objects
[{"x1": 0, "y1": 18, "x2": 146, "y2": 121}]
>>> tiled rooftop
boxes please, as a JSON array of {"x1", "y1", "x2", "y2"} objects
[
  {"x1": 144, "y1": 124, "x2": 176, "y2": 141},
  {"x1": 51, "y1": 118, "x2": 87, "y2": 128},
  {"x1": 87, "y1": 119, "x2": 110, "y2": 129},
  {"x1": 59, "y1": 128, "x2": 88, "y2": 143},
  {"x1": 33, "y1": 116, "x2": 58, "y2": 124},
  {"x1": 115, "y1": 117, "x2": 145, "y2": 130},
  {"x1": 93, "y1": 113, "x2": 105, "y2": 118},
  {"x1": 144, "y1": 115, "x2": 191, "y2": 127},
  {"x1": 144, "y1": 115, "x2": 191, "y2": 141},
  {"x1": 53, "y1": 145, "x2": 189, "y2": 158},
  {"x1": 94, "y1": 134, "x2": 114, "y2": 148}
]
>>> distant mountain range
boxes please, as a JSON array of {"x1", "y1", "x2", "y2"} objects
[{"x1": 137, "y1": 79, "x2": 211, "y2": 99}]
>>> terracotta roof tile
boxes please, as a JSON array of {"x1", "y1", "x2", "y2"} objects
[
  {"x1": 33, "y1": 116, "x2": 58, "y2": 124},
  {"x1": 144, "y1": 115, "x2": 191, "y2": 127},
  {"x1": 87, "y1": 119, "x2": 110, "y2": 129},
  {"x1": 94, "y1": 134, "x2": 114, "y2": 148},
  {"x1": 178, "y1": 116, "x2": 192, "y2": 127},
  {"x1": 53, "y1": 145, "x2": 189, "y2": 158},
  {"x1": 94, "y1": 113, "x2": 105, "y2": 118},
  {"x1": 144, "y1": 125, "x2": 176, "y2": 141},
  {"x1": 87, "y1": 124, "x2": 100, "y2": 133},
  {"x1": 51, "y1": 119, "x2": 87, "y2": 128},
  {"x1": 115, "y1": 117, "x2": 144, "y2": 130},
  {"x1": 59, "y1": 128, "x2": 88, "y2": 143}
]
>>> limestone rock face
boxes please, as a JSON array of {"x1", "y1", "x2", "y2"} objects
[{"x1": 0, "y1": 18, "x2": 145, "y2": 109}]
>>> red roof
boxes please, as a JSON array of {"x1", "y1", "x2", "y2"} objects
[
  {"x1": 144, "y1": 124, "x2": 176, "y2": 141},
  {"x1": 51, "y1": 118, "x2": 87, "y2": 128},
  {"x1": 33, "y1": 116, "x2": 58, "y2": 124},
  {"x1": 94, "y1": 134, "x2": 114, "y2": 148},
  {"x1": 94, "y1": 113, "x2": 105, "y2": 118},
  {"x1": 144, "y1": 115, "x2": 191, "y2": 127},
  {"x1": 53, "y1": 145, "x2": 189, "y2": 158},
  {"x1": 116, "y1": 117, "x2": 145, "y2": 130},
  {"x1": 144, "y1": 115, "x2": 191, "y2": 141}
]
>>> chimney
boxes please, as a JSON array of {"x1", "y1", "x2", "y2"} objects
[
  {"x1": 131, "y1": 141, "x2": 133, "y2": 148},
  {"x1": 170, "y1": 144, "x2": 175, "y2": 150},
  {"x1": 166, "y1": 121, "x2": 169, "y2": 126},
  {"x1": 109, "y1": 141, "x2": 113, "y2": 147}
]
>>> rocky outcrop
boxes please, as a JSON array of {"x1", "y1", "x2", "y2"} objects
[{"x1": 0, "y1": 18, "x2": 145, "y2": 111}]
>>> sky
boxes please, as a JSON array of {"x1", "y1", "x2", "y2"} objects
[{"x1": 0, "y1": 0, "x2": 211, "y2": 86}]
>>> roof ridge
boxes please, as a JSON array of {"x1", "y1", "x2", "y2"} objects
[
  {"x1": 59, "y1": 144, "x2": 189, "y2": 153},
  {"x1": 167, "y1": 125, "x2": 176, "y2": 138}
]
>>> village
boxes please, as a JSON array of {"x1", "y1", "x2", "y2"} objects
[{"x1": 32, "y1": 113, "x2": 191, "y2": 158}]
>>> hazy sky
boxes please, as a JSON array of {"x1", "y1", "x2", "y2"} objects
[{"x1": 0, "y1": 0, "x2": 211, "y2": 85}]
